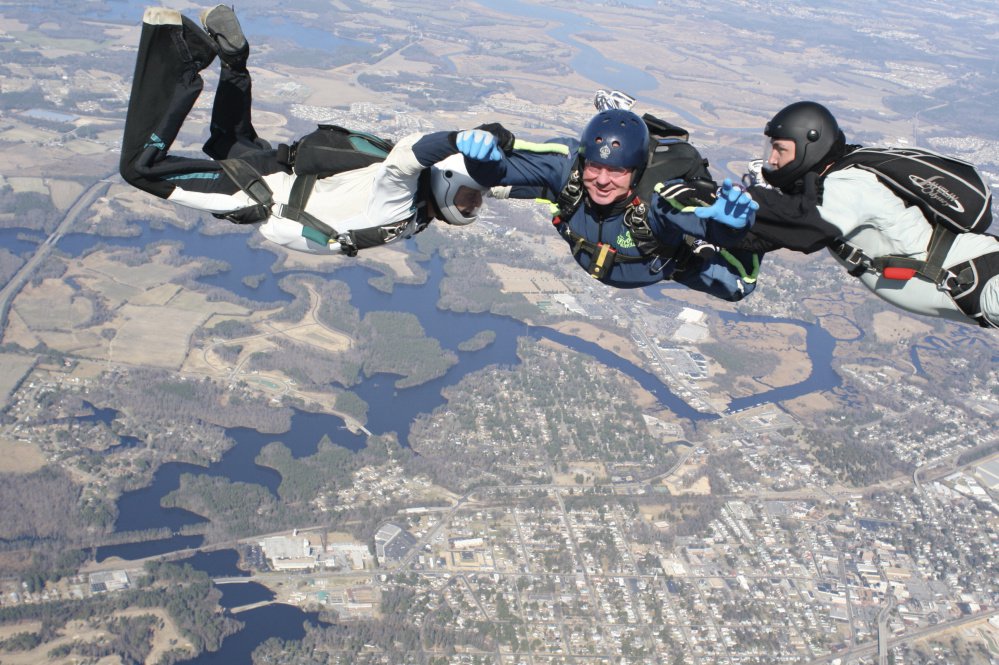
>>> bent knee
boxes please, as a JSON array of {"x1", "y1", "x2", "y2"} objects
[{"x1": 119, "y1": 159, "x2": 173, "y2": 199}]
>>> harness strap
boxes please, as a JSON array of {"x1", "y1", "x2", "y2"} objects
[
  {"x1": 214, "y1": 158, "x2": 275, "y2": 224},
  {"x1": 830, "y1": 240, "x2": 873, "y2": 277},
  {"x1": 948, "y1": 251, "x2": 999, "y2": 328},
  {"x1": 832, "y1": 230, "x2": 998, "y2": 326},
  {"x1": 215, "y1": 159, "x2": 361, "y2": 255},
  {"x1": 870, "y1": 226, "x2": 958, "y2": 286},
  {"x1": 833, "y1": 226, "x2": 962, "y2": 286}
]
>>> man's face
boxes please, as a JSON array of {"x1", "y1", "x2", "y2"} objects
[
  {"x1": 582, "y1": 161, "x2": 634, "y2": 206},
  {"x1": 452, "y1": 186, "x2": 483, "y2": 218},
  {"x1": 767, "y1": 139, "x2": 796, "y2": 170}
]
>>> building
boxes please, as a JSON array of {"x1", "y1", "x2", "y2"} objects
[
  {"x1": 260, "y1": 533, "x2": 316, "y2": 571},
  {"x1": 374, "y1": 523, "x2": 417, "y2": 564}
]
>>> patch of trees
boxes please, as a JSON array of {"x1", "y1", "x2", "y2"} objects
[
  {"x1": 203, "y1": 318, "x2": 257, "y2": 339},
  {"x1": 333, "y1": 390, "x2": 368, "y2": 421},
  {"x1": 457, "y1": 330, "x2": 496, "y2": 352},
  {"x1": 247, "y1": 340, "x2": 359, "y2": 389},
  {"x1": 807, "y1": 434, "x2": 908, "y2": 486},
  {"x1": 162, "y1": 474, "x2": 284, "y2": 540},
  {"x1": 87, "y1": 367, "x2": 294, "y2": 433},
  {"x1": 257, "y1": 438, "x2": 357, "y2": 505},
  {"x1": 359, "y1": 311, "x2": 456, "y2": 388},
  {"x1": 0, "y1": 562, "x2": 240, "y2": 661},
  {"x1": 47, "y1": 614, "x2": 158, "y2": 665},
  {"x1": 213, "y1": 344, "x2": 242, "y2": 364},
  {"x1": 0, "y1": 467, "x2": 86, "y2": 542},
  {"x1": 0, "y1": 86, "x2": 48, "y2": 109},
  {"x1": 0, "y1": 248, "x2": 25, "y2": 285},
  {"x1": 28, "y1": 253, "x2": 68, "y2": 285},
  {"x1": 958, "y1": 440, "x2": 999, "y2": 465}
]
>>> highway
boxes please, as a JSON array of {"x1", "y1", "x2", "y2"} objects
[{"x1": 0, "y1": 175, "x2": 114, "y2": 332}]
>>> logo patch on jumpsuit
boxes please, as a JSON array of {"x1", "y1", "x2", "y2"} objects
[{"x1": 616, "y1": 231, "x2": 635, "y2": 248}]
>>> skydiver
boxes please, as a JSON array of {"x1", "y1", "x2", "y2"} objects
[
  {"x1": 453, "y1": 110, "x2": 761, "y2": 301},
  {"x1": 119, "y1": 5, "x2": 496, "y2": 257},
  {"x1": 740, "y1": 101, "x2": 999, "y2": 328}
]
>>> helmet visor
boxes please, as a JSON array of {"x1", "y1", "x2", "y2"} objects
[{"x1": 452, "y1": 186, "x2": 484, "y2": 219}]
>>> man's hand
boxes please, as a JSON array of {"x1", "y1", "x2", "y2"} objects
[
  {"x1": 475, "y1": 123, "x2": 515, "y2": 154},
  {"x1": 456, "y1": 129, "x2": 503, "y2": 161},
  {"x1": 694, "y1": 179, "x2": 759, "y2": 229}
]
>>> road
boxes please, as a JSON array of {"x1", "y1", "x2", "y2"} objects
[{"x1": 0, "y1": 175, "x2": 114, "y2": 333}]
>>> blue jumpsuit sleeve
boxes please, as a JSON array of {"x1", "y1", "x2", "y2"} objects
[
  {"x1": 465, "y1": 138, "x2": 574, "y2": 196},
  {"x1": 411, "y1": 131, "x2": 459, "y2": 167}
]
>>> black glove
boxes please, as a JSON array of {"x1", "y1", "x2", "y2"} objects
[
  {"x1": 475, "y1": 123, "x2": 516, "y2": 154},
  {"x1": 658, "y1": 178, "x2": 717, "y2": 208}
]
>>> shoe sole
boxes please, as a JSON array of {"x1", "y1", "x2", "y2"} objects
[{"x1": 200, "y1": 5, "x2": 247, "y2": 56}]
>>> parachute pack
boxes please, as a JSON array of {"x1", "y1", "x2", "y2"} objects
[
  {"x1": 634, "y1": 113, "x2": 713, "y2": 202},
  {"x1": 830, "y1": 147, "x2": 995, "y2": 319},
  {"x1": 830, "y1": 146, "x2": 993, "y2": 234},
  {"x1": 278, "y1": 124, "x2": 394, "y2": 178}
]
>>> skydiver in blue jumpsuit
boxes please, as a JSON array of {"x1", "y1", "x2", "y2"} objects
[{"x1": 452, "y1": 110, "x2": 760, "y2": 300}]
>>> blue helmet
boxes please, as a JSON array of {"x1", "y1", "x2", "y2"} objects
[{"x1": 579, "y1": 109, "x2": 650, "y2": 182}]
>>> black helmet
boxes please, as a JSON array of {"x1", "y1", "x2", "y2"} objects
[
  {"x1": 762, "y1": 101, "x2": 844, "y2": 189},
  {"x1": 579, "y1": 109, "x2": 650, "y2": 185}
]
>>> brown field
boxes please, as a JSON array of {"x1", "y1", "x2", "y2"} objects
[
  {"x1": 0, "y1": 353, "x2": 35, "y2": 402},
  {"x1": 716, "y1": 320, "x2": 811, "y2": 390},
  {"x1": 781, "y1": 392, "x2": 839, "y2": 423},
  {"x1": 0, "y1": 439, "x2": 47, "y2": 473},
  {"x1": 90, "y1": 183, "x2": 185, "y2": 225},
  {"x1": 111, "y1": 303, "x2": 208, "y2": 368},
  {"x1": 638, "y1": 503, "x2": 670, "y2": 522},
  {"x1": 362, "y1": 246, "x2": 419, "y2": 280},
  {"x1": 801, "y1": 288, "x2": 869, "y2": 320},
  {"x1": 818, "y1": 314, "x2": 863, "y2": 340},
  {"x1": 546, "y1": 320, "x2": 643, "y2": 365},
  {"x1": 9, "y1": 247, "x2": 252, "y2": 368},
  {"x1": 871, "y1": 310, "x2": 934, "y2": 343},
  {"x1": 48, "y1": 179, "x2": 86, "y2": 211},
  {"x1": 554, "y1": 461, "x2": 607, "y2": 485},
  {"x1": 13, "y1": 279, "x2": 95, "y2": 330},
  {"x1": 664, "y1": 474, "x2": 712, "y2": 496},
  {"x1": 489, "y1": 263, "x2": 570, "y2": 295}
]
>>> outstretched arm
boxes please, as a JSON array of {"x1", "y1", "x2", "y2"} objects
[
  {"x1": 650, "y1": 179, "x2": 758, "y2": 247},
  {"x1": 743, "y1": 175, "x2": 840, "y2": 253},
  {"x1": 456, "y1": 125, "x2": 571, "y2": 195}
]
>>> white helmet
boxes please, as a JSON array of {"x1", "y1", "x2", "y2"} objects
[{"x1": 430, "y1": 154, "x2": 486, "y2": 226}]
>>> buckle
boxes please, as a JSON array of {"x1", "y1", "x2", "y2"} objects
[
  {"x1": 838, "y1": 247, "x2": 869, "y2": 277},
  {"x1": 939, "y1": 270, "x2": 962, "y2": 293}
]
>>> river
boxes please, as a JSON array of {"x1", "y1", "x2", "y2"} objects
[{"x1": 47, "y1": 219, "x2": 839, "y2": 561}]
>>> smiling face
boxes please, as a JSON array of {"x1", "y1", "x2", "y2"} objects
[{"x1": 582, "y1": 160, "x2": 634, "y2": 206}]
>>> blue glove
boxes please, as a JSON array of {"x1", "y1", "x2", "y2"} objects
[
  {"x1": 693, "y1": 178, "x2": 758, "y2": 229},
  {"x1": 456, "y1": 129, "x2": 503, "y2": 161}
]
